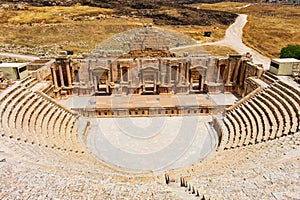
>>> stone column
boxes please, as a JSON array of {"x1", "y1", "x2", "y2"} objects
[
  {"x1": 120, "y1": 67, "x2": 123, "y2": 82},
  {"x1": 167, "y1": 62, "x2": 171, "y2": 85},
  {"x1": 127, "y1": 67, "x2": 130, "y2": 83},
  {"x1": 178, "y1": 63, "x2": 182, "y2": 86},
  {"x1": 142, "y1": 71, "x2": 145, "y2": 92},
  {"x1": 59, "y1": 64, "x2": 65, "y2": 87},
  {"x1": 108, "y1": 69, "x2": 111, "y2": 86},
  {"x1": 226, "y1": 60, "x2": 232, "y2": 85},
  {"x1": 93, "y1": 75, "x2": 98, "y2": 91},
  {"x1": 161, "y1": 73, "x2": 165, "y2": 86},
  {"x1": 89, "y1": 67, "x2": 93, "y2": 83},
  {"x1": 88, "y1": 60, "x2": 92, "y2": 83},
  {"x1": 109, "y1": 60, "x2": 113, "y2": 82},
  {"x1": 216, "y1": 64, "x2": 221, "y2": 83},
  {"x1": 158, "y1": 59, "x2": 162, "y2": 84},
  {"x1": 66, "y1": 62, "x2": 72, "y2": 87},
  {"x1": 106, "y1": 79, "x2": 109, "y2": 93},
  {"x1": 154, "y1": 73, "x2": 157, "y2": 93},
  {"x1": 233, "y1": 58, "x2": 241, "y2": 84},
  {"x1": 76, "y1": 70, "x2": 80, "y2": 83},
  {"x1": 96, "y1": 76, "x2": 100, "y2": 91},
  {"x1": 176, "y1": 65, "x2": 179, "y2": 84},
  {"x1": 51, "y1": 67, "x2": 58, "y2": 89},
  {"x1": 186, "y1": 61, "x2": 190, "y2": 85},
  {"x1": 200, "y1": 74, "x2": 205, "y2": 91}
]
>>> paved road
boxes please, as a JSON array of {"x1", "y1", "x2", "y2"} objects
[
  {"x1": 0, "y1": 52, "x2": 39, "y2": 61},
  {"x1": 171, "y1": 14, "x2": 271, "y2": 70}
]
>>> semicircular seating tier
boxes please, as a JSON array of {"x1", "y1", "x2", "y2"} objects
[
  {"x1": 0, "y1": 77, "x2": 84, "y2": 153},
  {"x1": 219, "y1": 74, "x2": 300, "y2": 150}
]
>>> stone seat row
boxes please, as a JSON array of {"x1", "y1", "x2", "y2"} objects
[
  {"x1": 260, "y1": 71, "x2": 279, "y2": 85},
  {"x1": 167, "y1": 132, "x2": 300, "y2": 199},
  {"x1": 223, "y1": 81, "x2": 299, "y2": 149},
  {"x1": 20, "y1": 77, "x2": 38, "y2": 88},
  {"x1": 0, "y1": 134, "x2": 109, "y2": 174},
  {"x1": 0, "y1": 83, "x2": 83, "y2": 153}
]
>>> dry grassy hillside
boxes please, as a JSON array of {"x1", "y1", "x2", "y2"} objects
[
  {"x1": 195, "y1": 2, "x2": 300, "y2": 58},
  {"x1": 0, "y1": 5, "x2": 146, "y2": 54},
  {"x1": 242, "y1": 4, "x2": 300, "y2": 58},
  {"x1": 0, "y1": 3, "x2": 237, "y2": 56}
]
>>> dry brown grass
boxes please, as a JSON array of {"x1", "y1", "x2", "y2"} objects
[
  {"x1": 194, "y1": 2, "x2": 300, "y2": 58},
  {"x1": 0, "y1": 19, "x2": 144, "y2": 53},
  {"x1": 163, "y1": 25, "x2": 228, "y2": 43},
  {"x1": 191, "y1": 2, "x2": 248, "y2": 12},
  {"x1": 241, "y1": 4, "x2": 300, "y2": 58},
  {"x1": 0, "y1": 19, "x2": 145, "y2": 53},
  {"x1": 5, "y1": 3, "x2": 297, "y2": 58},
  {"x1": 171, "y1": 45, "x2": 237, "y2": 56},
  {"x1": 0, "y1": 5, "x2": 231, "y2": 55},
  {"x1": 0, "y1": 5, "x2": 113, "y2": 24},
  {"x1": 0, "y1": 6, "x2": 152, "y2": 53}
]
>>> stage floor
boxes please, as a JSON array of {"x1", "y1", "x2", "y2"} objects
[
  {"x1": 61, "y1": 93, "x2": 238, "y2": 109},
  {"x1": 84, "y1": 115, "x2": 218, "y2": 172}
]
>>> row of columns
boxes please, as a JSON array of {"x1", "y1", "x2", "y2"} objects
[
  {"x1": 164, "y1": 62, "x2": 190, "y2": 86},
  {"x1": 87, "y1": 59, "x2": 208, "y2": 93},
  {"x1": 51, "y1": 61, "x2": 72, "y2": 90}
]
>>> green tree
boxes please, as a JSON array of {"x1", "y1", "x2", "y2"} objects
[{"x1": 280, "y1": 45, "x2": 300, "y2": 59}]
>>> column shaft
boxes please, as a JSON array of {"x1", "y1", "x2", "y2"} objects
[
  {"x1": 66, "y1": 63, "x2": 72, "y2": 87},
  {"x1": 51, "y1": 67, "x2": 58, "y2": 89},
  {"x1": 59, "y1": 64, "x2": 65, "y2": 87},
  {"x1": 226, "y1": 61, "x2": 232, "y2": 85}
]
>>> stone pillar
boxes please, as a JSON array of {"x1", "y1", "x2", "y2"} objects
[
  {"x1": 178, "y1": 63, "x2": 182, "y2": 86},
  {"x1": 89, "y1": 67, "x2": 93, "y2": 83},
  {"x1": 233, "y1": 58, "x2": 241, "y2": 84},
  {"x1": 186, "y1": 61, "x2": 189, "y2": 85},
  {"x1": 154, "y1": 73, "x2": 157, "y2": 93},
  {"x1": 117, "y1": 62, "x2": 120, "y2": 82},
  {"x1": 120, "y1": 67, "x2": 123, "y2": 82},
  {"x1": 93, "y1": 75, "x2": 98, "y2": 91},
  {"x1": 51, "y1": 67, "x2": 58, "y2": 89},
  {"x1": 106, "y1": 79, "x2": 109, "y2": 93},
  {"x1": 96, "y1": 76, "x2": 100, "y2": 91},
  {"x1": 200, "y1": 74, "x2": 205, "y2": 91},
  {"x1": 167, "y1": 62, "x2": 171, "y2": 85},
  {"x1": 108, "y1": 69, "x2": 111, "y2": 86},
  {"x1": 226, "y1": 60, "x2": 232, "y2": 85},
  {"x1": 161, "y1": 73, "x2": 165, "y2": 86},
  {"x1": 59, "y1": 64, "x2": 65, "y2": 87},
  {"x1": 158, "y1": 59, "x2": 162, "y2": 84},
  {"x1": 142, "y1": 71, "x2": 145, "y2": 92},
  {"x1": 88, "y1": 60, "x2": 92, "y2": 83},
  {"x1": 217, "y1": 64, "x2": 221, "y2": 83},
  {"x1": 109, "y1": 60, "x2": 113, "y2": 82},
  {"x1": 127, "y1": 67, "x2": 130, "y2": 83},
  {"x1": 66, "y1": 63, "x2": 72, "y2": 87},
  {"x1": 176, "y1": 66, "x2": 179, "y2": 84}
]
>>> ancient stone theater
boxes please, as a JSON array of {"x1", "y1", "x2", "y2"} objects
[{"x1": 0, "y1": 26, "x2": 299, "y2": 199}]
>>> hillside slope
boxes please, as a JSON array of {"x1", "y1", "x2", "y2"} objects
[{"x1": 2, "y1": 0, "x2": 237, "y2": 26}]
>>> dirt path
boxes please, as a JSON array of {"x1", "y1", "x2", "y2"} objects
[
  {"x1": 171, "y1": 14, "x2": 271, "y2": 70},
  {"x1": 0, "y1": 14, "x2": 271, "y2": 69}
]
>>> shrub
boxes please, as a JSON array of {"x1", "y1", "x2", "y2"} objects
[{"x1": 280, "y1": 44, "x2": 300, "y2": 59}]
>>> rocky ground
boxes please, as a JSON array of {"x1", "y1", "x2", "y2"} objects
[{"x1": 2, "y1": 0, "x2": 237, "y2": 26}]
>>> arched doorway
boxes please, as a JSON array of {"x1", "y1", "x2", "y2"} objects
[{"x1": 189, "y1": 65, "x2": 207, "y2": 93}]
